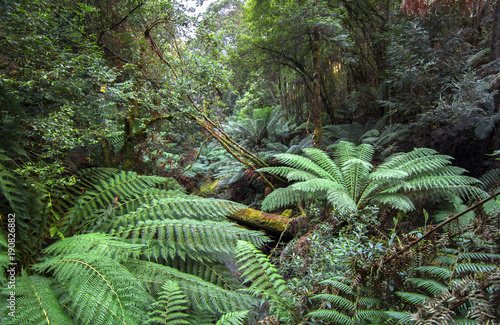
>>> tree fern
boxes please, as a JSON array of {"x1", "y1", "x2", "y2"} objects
[
  {"x1": 214, "y1": 310, "x2": 249, "y2": 325},
  {"x1": 259, "y1": 142, "x2": 486, "y2": 213},
  {"x1": 7, "y1": 168, "x2": 271, "y2": 323}
]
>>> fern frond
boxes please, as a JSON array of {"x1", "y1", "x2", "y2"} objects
[
  {"x1": 413, "y1": 266, "x2": 453, "y2": 281},
  {"x1": 258, "y1": 166, "x2": 317, "y2": 181},
  {"x1": 236, "y1": 240, "x2": 288, "y2": 296},
  {"x1": 0, "y1": 165, "x2": 27, "y2": 215},
  {"x1": 273, "y1": 153, "x2": 335, "y2": 181},
  {"x1": 406, "y1": 278, "x2": 448, "y2": 296},
  {"x1": 41, "y1": 233, "x2": 143, "y2": 261},
  {"x1": 13, "y1": 274, "x2": 74, "y2": 325},
  {"x1": 395, "y1": 291, "x2": 429, "y2": 305},
  {"x1": 370, "y1": 193, "x2": 415, "y2": 212},
  {"x1": 385, "y1": 311, "x2": 413, "y2": 324},
  {"x1": 261, "y1": 187, "x2": 314, "y2": 211},
  {"x1": 127, "y1": 260, "x2": 256, "y2": 314},
  {"x1": 303, "y1": 148, "x2": 344, "y2": 185},
  {"x1": 167, "y1": 257, "x2": 243, "y2": 290},
  {"x1": 454, "y1": 263, "x2": 497, "y2": 275},
  {"x1": 35, "y1": 253, "x2": 153, "y2": 324},
  {"x1": 215, "y1": 311, "x2": 249, "y2": 325},
  {"x1": 479, "y1": 168, "x2": 500, "y2": 191},
  {"x1": 98, "y1": 195, "x2": 246, "y2": 232},
  {"x1": 319, "y1": 279, "x2": 354, "y2": 295},
  {"x1": 310, "y1": 294, "x2": 355, "y2": 310},
  {"x1": 148, "y1": 280, "x2": 190, "y2": 325},
  {"x1": 355, "y1": 309, "x2": 388, "y2": 322},
  {"x1": 326, "y1": 187, "x2": 357, "y2": 213},
  {"x1": 307, "y1": 309, "x2": 353, "y2": 324},
  {"x1": 114, "y1": 219, "x2": 269, "y2": 262}
]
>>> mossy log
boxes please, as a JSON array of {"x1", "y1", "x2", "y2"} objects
[{"x1": 228, "y1": 208, "x2": 301, "y2": 238}]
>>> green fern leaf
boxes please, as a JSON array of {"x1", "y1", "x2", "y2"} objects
[
  {"x1": 13, "y1": 274, "x2": 74, "y2": 325},
  {"x1": 148, "y1": 280, "x2": 190, "y2": 325},
  {"x1": 114, "y1": 219, "x2": 269, "y2": 262},
  {"x1": 127, "y1": 260, "x2": 256, "y2": 314},
  {"x1": 395, "y1": 291, "x2": 429, "y2": 305},
  {"x1": 406, "y1": 278, "x2": 448, "y2": 296},
  {"x1": 35, "y1": 253, "x2": 153, "y2": 324},
  {"x1": 215, "y1": 311, "x2": 249, "y2": 325},
  {"x1": 307, "y1": 309, "x2": 353, "y2": 324},
  {"x1": 311, "y1": 294, "x2": 355, "y2": 310}
]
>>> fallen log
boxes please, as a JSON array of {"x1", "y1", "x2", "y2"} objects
[{"x1": 228, "y1": 208, "x2": 302, "y2": 238}]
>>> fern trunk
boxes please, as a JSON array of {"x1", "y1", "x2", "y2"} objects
[{"x1": 228, "y1": 208, "x2": 297, "y2": 237}]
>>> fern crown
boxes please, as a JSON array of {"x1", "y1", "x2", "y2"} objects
[{"x1": 259, "y1": 141, "x2": 485, "y2": 213}]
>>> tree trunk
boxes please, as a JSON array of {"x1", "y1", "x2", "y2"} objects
[
  {"x1": 228, "y1": 208, "x2": 301, "y2": 238},
  {"x1": 312, "y1": 27, "x2": 322, "y2": 147},
  {"x1": 491, "y1": 0, "x2": 500, "y2": 61}
]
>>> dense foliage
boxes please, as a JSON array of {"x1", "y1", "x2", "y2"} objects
[{"x1": 1, "y1": 0, "x2": 499, "y2": 324}]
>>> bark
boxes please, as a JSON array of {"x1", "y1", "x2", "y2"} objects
[
  {"x1": 228, "y1": 208, "x2": 302, "y2": 238},
  {"x1": 312, "y1": 27, "x2": 322, "y2": 147},
  {"x1": 491, "y1": 0, "x2": 500, "y2": 61}
]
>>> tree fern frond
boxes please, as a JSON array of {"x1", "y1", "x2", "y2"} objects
[
  {"x1": 395, "y1": 291, "x2": 429, "y2": 305},
  {"x1": 310, "y1": 294, "x2": 355, "y2": 310},
  {"x1": 370, "y1": 193, "x2": 414, "y2": 212},
  {"x1": 319, "y1": 279, "x2": 354, "y2": 295},
  {"x1": 236, "y1": 241, "x2": 288, "y2": 296},
  {"x1": 355, "y1": 309, "x2": 388, "y2": 322},
  {"x1": 303, "y1": 148, "x2": 344, "y2": 185},
  {"x1": 41, "y1": 233, "x2": 143, "y2": 261},
  {"x1": 114, "y1": 219, "x2": 269, "y2": 262},
  {"x1": 307, "y1": 309, "x2": 353, "y2": 324},
  {"x1": 35, "y1": 253, "x2": 153, "y2": 325},
  {"x1": 273, "y1": 153, "x2": 334, "y2": 181},
  {"x1": 127, "y1": 260, "x2": 256, "y2": 314},
  {"x1": 258, "y1": 166, "x2": 317, "y2": 181},
  {"x1": 96, "y1": 195, "x2": 246, "y2": 232},
  {"x1": 167, "y1": 257, "x2": 243, "y2": 290},
  {"x1": 13, "y1": 274, "x2": 74, "y2": 325},
  {"x1": 0, "y1": 166, "x2": 27, "y2": 215},
  {"x1": 290, "y1": 178, "x2": 341, "y2": 193},
  {"x1": 454, "y1": 263, "x2": 497, "y2": 275},
  {"x1": 377, "y1": 148, "x2": 438, "y2": 171},
  {"x1": 413, "y1": 266, "x2": 453, "y2": 281},
  {"x1": 459, "y1": 252, "x2": 500, "y2": 261},
  {"x1": 326, "y1": 188, "x2": 357, "y2": 213},
  {"x1": 385, "y1": 311, "x2": 413, "y2": 324},
  {"x1": 341, "y1": 158, "x2": 372, "y2": 201},
  {"x1": 215, "y1": 311, "x2": 249, "y2": 325},
  {"x1": 479, "y1": 168, "x2": 500, "y2": 191},
  {"x1": 261, "y1": 187, "x2": 314, "y2": 211},
  {"x1": 357, "y1": 296, "x2": 383, "y2": 308},
  {"x1": 148, "y1": 280, "x2": 190, "y2": 325},
  {"x1": 406, "y1": 278, "x2": 448, "y2": 296}
]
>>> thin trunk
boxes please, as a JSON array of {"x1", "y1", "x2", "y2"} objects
[{"x1": 312, "y1": 27, "x2": 322, "y2": 147}]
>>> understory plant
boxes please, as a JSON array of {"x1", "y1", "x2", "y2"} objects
[
  {"x1": 259, "y1": 141, "x2": 486, "y2": 214},
  {"x1": 1, "y1": 168, "x2": 271, "y2": 324}
]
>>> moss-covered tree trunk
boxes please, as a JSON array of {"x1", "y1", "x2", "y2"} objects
[{"x1": 228, "y1": 208, "x2": 300, "y2": 238}]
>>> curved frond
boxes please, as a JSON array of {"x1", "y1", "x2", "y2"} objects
[
  {"x1": 307, "y1": 309, "x2": 353, "y2": 324},
  {"x1": 370, "y1": 193, "x2": 415, "y2": 212},
  {"x1": 310, "y1": 294, "x2": 355, "y2": 310},
  {"x1": 127, "y1": 260, "x2": 256, "y2": 314},
  {"x1": 113, "y1": 218, "x2": 269, "y2": 262},
  {"x1": 326, "y1": 187, "x2": 357, "y2": 214},
  {"x1": 261, "y1": 187, "x2": 316, "y2": 211},
  {"x1": 395, "y1": 291, "x2": 429, "y2": 305},
  {"x1": 148, "y1": 280, "x2": 190, "y2": 325},
  {"x1": 406, "y1": 278, "x2": 448, "y2": 296},
  {"x1": 13, "y1": 274, "x2": 74, "y2": 325},
  {"x1": 273, "y1": 153, "x2": 334, "y2": 181},
  {"x1": 303, "y1": 148, "x2": 344, "y2": 185},
  {"x1": 35, "y1": 253, "x2": 153, "y2": 325},
  {"x1": 215, "y1": 311, "x2": 249, "y2": 325}
]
